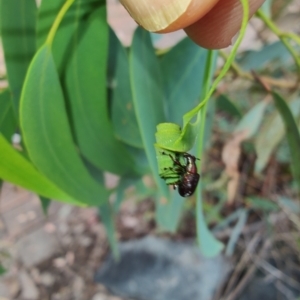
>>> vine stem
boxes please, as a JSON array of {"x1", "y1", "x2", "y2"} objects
[
  {"x1": 45, "y1": 0, "x2": 75, "y2": 47},
  {"x1": 256, "y1": 9, "x2": 300, "y2": 74},
  {"x1": 182, "y1": 0, "x2": 249, "y2": 129}
]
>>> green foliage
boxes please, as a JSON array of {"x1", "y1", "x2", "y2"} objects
[
  {"x1": 0, "y1": 90, "x2": 16, "y2": 140},
  {"x1": 272, "y1": 92, "x2": 300, "y2": 195},
  {"x1": 0, "y1": 0, "x2": 299, "y2": 259},
  {"x1": 0, "y1": 264, "x2": 6, "y2": 276},
  {"x1": 20, "y1": 45, "x2": 109, "y2": 206},
  {"x1": 0, "y1": 0, "x2": 36, "y2": 113}
]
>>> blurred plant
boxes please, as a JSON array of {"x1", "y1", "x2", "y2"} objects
[{"x1": 0, "y1": 0, "x2": 299, "y2": 259}]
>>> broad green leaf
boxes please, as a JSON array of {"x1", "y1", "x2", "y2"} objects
[
  {"x1": 196, "y1": 183, "x2": 224, "y2": 257},
  {"x1": 234, "y1": 100, "x2": 269, "y2": 138},
  {"x1": 161, "y1": 38, "x2": 208, "y2": 124},
  {"x1": 20, "y1": 45, "x2": 109, "y2": 206},
  {"x1": 155, "y1": 192, "x2": 185, "y2": 233},
  {"x1": 111, "y1": 30, "x2": 143, "y2": 148},
  {"x1": 255, "y1": 98, "x2": 300, "y2": 173},
  {"x1": 0, "y1": 133, "x2": 79, "y2": 204},
  {"x1": 272, "y1": 91, "x2": 300, "y2": 194},
  {"x1": 65, "y1": 7, "x2": 135, "y2": 175},
  {"x1": 216, "y1": 94, "x2": 242, "y2": 119},
  {"x1": 195, "y1": 51, "x2": 224, "y2": 257},
  {"x1": 0, "y1": 90, "x2": 16, "y2": 140},
  {"x1": 130, "y1": 28, "x2": 169, "y2": 198},
  {"x1": 0, "y1": 0, "x2": 36, "y2": 113},
  {"x1": 130, "y1": 28, "x2": 178, "y2": 230}
]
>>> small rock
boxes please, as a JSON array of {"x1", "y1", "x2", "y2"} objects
[
  {"x1": 0, "y1": 275, "x2": 20, "y2": 298},
  {"x1": 40, "y1": 272, "x2": 55, "y2": 287},
  {"x1": 73, "y1": 224, "x2": 85, "y2": 235},
  {"x1": 60, "y1": 235, "x2": 72, "y2": 247},
  {"x1": 65, "y1": 251, "x2": 75, "y2": 265},
  {"x1": 16, "y1": 228, "x2": 61, "y2": 268},
  {"x1": 91, "y1": 293, "x2": 107, "y2": 300},
  {"x1": 78, "y1": 236, "x2": 92, "y2": 247},
  {"x1": 58, "y1": 205, "x2": 73, "y2": 220},
  {"x1": 30, "y1": 268, "x2": 40, "y2": 283},
  {"x1": 95, "y1": 236, "x2": 231, "y2": 300},
  {"x1": 53, "y1": 257, "x2": 67, "y2": 268},
  {"x1": 72, "y1": 276, "x2": 85, "y2": 300},
  {"x1": 58, "y1": 223, "x2": 69, "y2": 235},
  {"x1": 19, "y1": 270, "x2": 39, "y2": 300}
]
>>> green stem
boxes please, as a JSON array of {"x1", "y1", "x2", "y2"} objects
[
  {"x1": 256, "y1": 9, "x2": 300, "y2": 73},
  {"x1": 45, "y1": 0, "x2": 75, "y2": 47},
  {"x1": 182, "y1": 0, "x2": 249, "y2": 129}
]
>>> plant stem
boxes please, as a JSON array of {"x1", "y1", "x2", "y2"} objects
[
  {"x1": 45, "y1": 0, "x2": 75, "y2": 47},
  {"x1": 256, "y1": 9, "x2": 300, "y2": 74},
  {"x1": 182, "y1": 0, "x2": 249, "y2": 128}
]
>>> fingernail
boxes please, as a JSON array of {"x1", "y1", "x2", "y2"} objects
[
  {"x1": 120, "y1": 0, "x2": 191, "y2": 32},
  {"x1": 231, "y1": 30, "x2": 240, "y2": 45}
]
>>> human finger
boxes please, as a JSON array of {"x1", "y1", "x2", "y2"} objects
[{"x1": 184, "y1": 0, "x2": 265, "y2": 49}]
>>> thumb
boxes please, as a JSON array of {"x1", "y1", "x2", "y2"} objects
[{"x1": 119, "y1": 0, "x2": 220, "y2": 33}]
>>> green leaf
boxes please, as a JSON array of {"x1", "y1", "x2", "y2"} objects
[
  {"x1": 278, "y1": 196, "x2": 300, "y2": 213},
  {"x1": 0, "y1": 0, "x2": 36, "y2": 113},
  {"x1": 161, "y1": 38, "x2": 208, "y2": 124},
  {"x1": 255, "y1": 97, "x2": 300, "y2": 173},
  {"x1": 237, "y1": 41, "x2": 290, "y2": 71},
  {"x1": 99, "y1": 203, "x2": 119, "y2": 259},
  {"x1": 0, "y1": 264, "x2": 6, "y2": 276},
  {"x1": 20, "y1": 45, "x2": 109, "y2": 206},
  {"x1": 234, "y1": 100, "x2": 269, "y2": 138},
  {"x1": 113, "y1": 176, "x2": 137, "y2": 212},
  {"x1": 39, "y1": 196, "x2": 51, "y2": 215},
  {"x1": 272, "y1": 91, "x2": 300, "y2": 194},
  {"x1": 225, "y1": 209, "x2": 248, "y2": 256},
  {"x1": 216, "y1": 94, "x2": 242, "y2": 119},
  {"x1": 196, "y1": 183, "x2": 224, "y2": 257},
  {"x1": 0, "y1": 133, "x2": 79, "y2": 204},
  {"x1": 83, "y1": 161, "x2": 119, "y2": 258},
  {"x1": 0, "y1": 89, "x2": 16, "y2": 140},
  {"x1": 246, "y1": 197, "x2": 279, "y2": 212},
  {"x1": 130, "y1": 27, "x2": 169, "y2": 199},
  {"x1": 111, "y1": 30, "x2": 143, "y2": 148},
  {"x1": 260, "y1": 0, "x2": 272, "y2": 18},
  {"x1": 156, "y1": 192, "x2": 185, "y2": 232},
  {"x1": 65, "y1": 7, "x2": 135, "y2": 175},
  {"x1": 37, "y1": 0, "x2": 104, "y2": 74}
]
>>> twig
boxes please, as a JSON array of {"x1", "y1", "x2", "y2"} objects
[
  {"x1": 223, "y1": 239, "x2": 272, "y2": 300},
  {"x1": 256, "y1": 259, "x2": 300, "y2": 291},
  {"x1": 218, "y1": 51, "x2": 297, "y2": 89},
  {"x1": 222, "y1": 231, "x2": 262, "y2": 296},
  {"x1": 256, "y1": 9, "x2": 300, "y2": 76}
]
